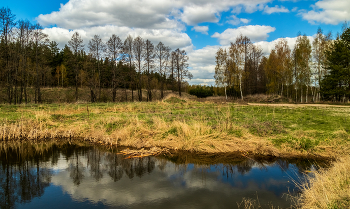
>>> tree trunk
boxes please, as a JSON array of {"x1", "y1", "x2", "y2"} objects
[{"x1": 239, "y1": 75, "x2": 243, "y2": 100}]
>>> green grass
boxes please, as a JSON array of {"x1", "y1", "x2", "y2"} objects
[{"x1": 0, "y1": 100, "x2": 349, "y2": 156}]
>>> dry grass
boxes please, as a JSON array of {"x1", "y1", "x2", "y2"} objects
[
  {"x1": 0, "y1": 98, "x2": 349, "y2": 160},
  {"x1": 296, "y1": 155, "x2": 350, "y2": 209}
]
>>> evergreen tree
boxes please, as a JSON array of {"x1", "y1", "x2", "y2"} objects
[{"x1": 321, "y1": 27, "x2": 350, "y2": 102}]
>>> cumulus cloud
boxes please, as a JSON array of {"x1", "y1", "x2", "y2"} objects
[
  {"x1": 191, "y1": 26, "x2": 209, "y2": 35},
  {"x1": 300, "y1": 0, "x2": 350, "y2": 25},
  {"x1": 187, "y1": 45, "x2": 221, "y2": 85},
  {"x1": 43, "y1": 26, "x2": 192, "y2": 50},
  {"x1": 180, "y1": 4, "x2": 220, "y2": 26},
  {"x1": 211, "y1": 25, "x2": 276, "y2": 45},
  {"x1": 263, "y1": 5, "x2": 289, "y2": 14},
  {"x1": 37, "y1": 0, "x2": 182, "y2": 30},
  {"x1": 37, "y1": 0, "x2": 273, "y2": 29}
]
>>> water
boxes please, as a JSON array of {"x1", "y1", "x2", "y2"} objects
[{"x1": 0, "y1": 141, "x2": 324, "y2": 209}]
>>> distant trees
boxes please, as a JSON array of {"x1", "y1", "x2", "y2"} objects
[
  {"x1": 189, "y1": 86, "x2": 213, "y2": 98},
  {"x1": 214, "y1": 35, "x2": 263, "y2": 100},
  {"x1": 0, "y1": 8, "x2": 189, "y2": 104},
  {"x1": 0, "y1": 7, "x2": 193, "y2": 104},
  {"x1": 214, "y1": 26, "x2": 350, "y2": 102}
]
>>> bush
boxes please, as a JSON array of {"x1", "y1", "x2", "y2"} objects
[{"x1": 189, "y1": 87, "x2": 214, "y2": 98}]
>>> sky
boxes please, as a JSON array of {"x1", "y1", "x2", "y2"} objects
[{"x1": 3, "y1": 0, "x2": 350, "y2": 85}]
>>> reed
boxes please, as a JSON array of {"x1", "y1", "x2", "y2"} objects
[{"x1": 296, "y1": 155, "x2": 350, "y2": 208}]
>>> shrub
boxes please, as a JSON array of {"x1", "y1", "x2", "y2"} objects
[{"x1": 189, "y1": 87, "x2": 214, "y2": 98}]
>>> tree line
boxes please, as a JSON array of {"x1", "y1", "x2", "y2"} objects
[
  {"x1": 215, "y1": 25, "x2": 350, "y2": 102},
  {"x1": 0, "y1": 7, "x2": 192, "y2": 104}
]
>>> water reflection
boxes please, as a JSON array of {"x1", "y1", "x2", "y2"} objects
[{"x1": 0, "y1": 141, "x2": 328, "y2": 209}]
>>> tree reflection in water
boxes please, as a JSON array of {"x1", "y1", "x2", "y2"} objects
[{"x1": 0, "y1": 141, "x2": 329, "y2": 209}]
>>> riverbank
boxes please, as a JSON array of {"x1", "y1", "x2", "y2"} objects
[{"x1": 0, "y1": 95, "x2": 349, "y2": 159}]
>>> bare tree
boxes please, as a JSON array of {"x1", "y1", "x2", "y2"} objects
[
  {"x1": 88, "y1": 35, "x2": 105, "y2": 101},
  {"x1": 0, "y1": 7, "x2": 16, "y2": 104},
  {"x1": 122, "y1": 35, "x2": 134, "y2": 101},
  {"x1": 155, "y1": 42, "x2": 170, "y2": 99},
  {"x1": 106, "y1": 34, "x2": 122, "y2": 102},
  {"x1": 132, "y1": 36, "x2": 144, "y2": 101},
  {"x1": 17, "y1": 20, "x2": 32, "y2": 103},
  {"x1": 143, "y1": 39, "x2": 155, "y2": 101},
  {"x1": 173, "y1": 48, "x2": 192, "y2": 97},
  {"x1": 68, "y1": 32, "x2": 84, "y2": 101},
  {"x1": 214, "y1": 48, "x2": 228, "y2": 99},
  {"x1": 31, "y1": 23, "x2": 48, "y2": 103}
]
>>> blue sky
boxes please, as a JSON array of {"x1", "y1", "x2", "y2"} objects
[{"x1": 3, "y1": 0, "x2": 350, "y2": 85}]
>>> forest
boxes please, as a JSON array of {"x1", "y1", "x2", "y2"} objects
[
  {"x1": 2, "y1": 6, "x2": 350, "y2": 104},
  {"x1": 0, "y1": 7, "x2": 192, "y2": 104},
  {"x1": 214, "y1": 25, "x2": 350, "y2": 102}
]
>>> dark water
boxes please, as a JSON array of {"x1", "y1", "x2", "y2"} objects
[{"x1": 0, "y1": 141, "x2": 324, "y2": 209}]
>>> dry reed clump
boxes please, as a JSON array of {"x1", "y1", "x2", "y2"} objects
[
  {"x1": 162, "y1": 93, "x2": 192, "y2": 102},
  {"x1": 297, "y1": 155, "x2": 350, "y2": 208}
]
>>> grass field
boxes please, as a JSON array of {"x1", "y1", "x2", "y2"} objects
[{"x1": 0, "y1": 94, "x2": 349, "y2": 159}]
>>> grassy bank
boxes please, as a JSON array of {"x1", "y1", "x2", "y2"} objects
[
  {"x1": 296, "y1": 155, "x2": 350, "y2": 208},
  {"x1": 0, "y1": 94, "x2": 349, "y2": 159}
]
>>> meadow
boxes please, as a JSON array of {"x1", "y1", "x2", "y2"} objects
[
  {"x1": 1, "y1": 94, "x2": 349, "y2": 158},
  {"x1": 1, "y1": 94, "x2": 350, "y2": 208}
]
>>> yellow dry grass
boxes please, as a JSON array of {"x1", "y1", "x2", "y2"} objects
[
  {"x1": 0, "y1": 99, "x2": 348, "y2": 159},
  {"x1": 297, "y1": 155, "x2": 350, "y2": 209}
]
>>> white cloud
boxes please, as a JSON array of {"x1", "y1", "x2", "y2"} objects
[
  {"x1": 211, "y1": 25, "x2": 276, "y2": 45},
  {"x1": 37, "y1": 0, "x2": 182, "y2": 30},
  {"x1": 300, "y1": 0, "x2": 350, "y2": 25},
  {"x1": 263, "y1": 5, "x2": 289, "y2": 14},
  {"x1": 180, "y1": 4, "x2": 220, "y2": 26},
  {"x1": 37, "y1": 0, "x2": 273, "y2": 29},
  {"x1": 191, "y1": 26, "x2": 209, "y2": 35},
  {"x1": 43, "y1": 26, "x2": 192, "y2": 51},
  {"x1": 187, "y1": 45, "x2": 221, "y2": 85},
  {"x1": 255, "y1": 36, "x2": 299, "y2": 55},
  {"x1": 226, "y1": 15, "x2": 251, "y2": 26}
]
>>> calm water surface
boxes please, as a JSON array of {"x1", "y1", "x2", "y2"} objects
[{"x1": 0, "y1": 141, "x2": 323, "y2": 209}]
